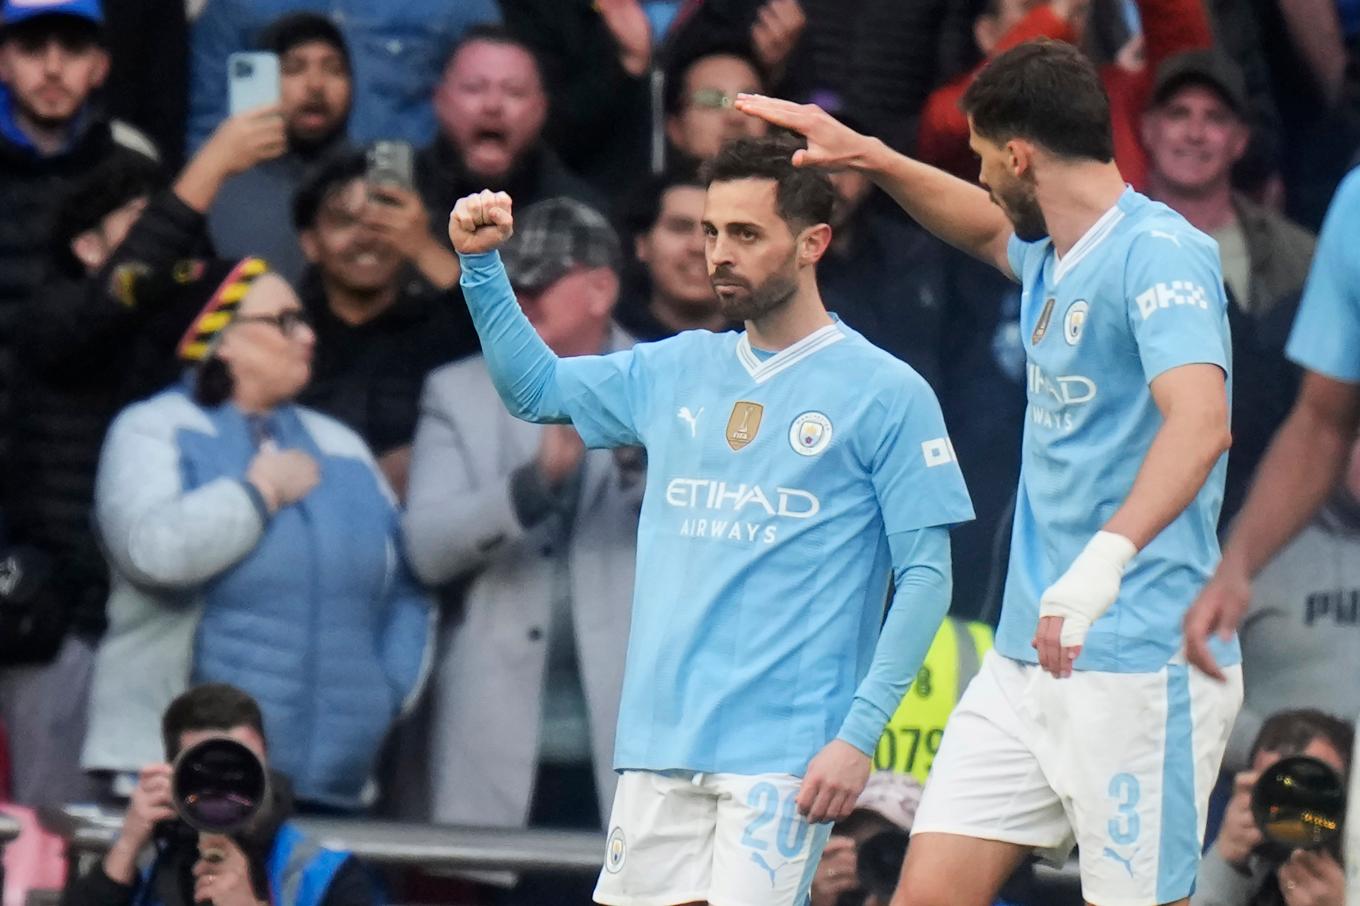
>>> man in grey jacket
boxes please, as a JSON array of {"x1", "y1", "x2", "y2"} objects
[{"x1": 403, "y1": 197, "x2": 642, "y2": 904}]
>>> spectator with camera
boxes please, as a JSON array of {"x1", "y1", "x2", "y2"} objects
[
  {"x1": 81, "y1": 257, "x2": 432, "y2": 813},
  {"x1": 187, "y1": 0, "x2": 498, "y2": 151},
  {"x1": 291, "y1": 150, "x2": 475, "y2": 500},
  {"x1": 63, "y1": 683, "x2": 375, "y2": 906},
  {"x1": 208, "y1": 13, "x2": 352, "y2": 284},
  {"x1": 0, "y1": 101, "x2": 288, "y2": 807},
  {"x1": 1194, "y1": 709, "x2": 1353, "y2": 906}
]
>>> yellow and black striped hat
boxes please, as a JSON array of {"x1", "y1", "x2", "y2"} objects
[{"x1": 172, "y1": 257, "x2": 271, "y2": 363}]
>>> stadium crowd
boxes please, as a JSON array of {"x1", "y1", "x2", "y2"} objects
[{"x1": 0, "y1": 0, "x2": 1355, "y2": 904}]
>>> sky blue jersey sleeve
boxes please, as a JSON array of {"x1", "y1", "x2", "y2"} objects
[
  {"x1": 459, "y1": 251, "x2": 648, "y2": 448},
  {"x1": 866, "y1": 374, "x2": 975, "y2": 536},
  {"x1": 1286, "y1": 169, "x2": 1360, "y2": 383},
  {"x1": 1123, "y1": 230, "x2": 1231, "y2": 384},
  {"x1": 837, "y1": 526, "x2": 953, "y2": 753}
]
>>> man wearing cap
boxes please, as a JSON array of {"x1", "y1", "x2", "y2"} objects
[
  {"x1": 0, "y1": 0, "x2": 153, "y2": 480},
  {"x1": 403, "y1": 196, "x2": 641, "y2": 906},
  {"x1": 208, "y1": 12, "x2": 352, "y2": 285},
  {"x1": 1141, "y1": 49, "x2": 1316, "y2": 525}
]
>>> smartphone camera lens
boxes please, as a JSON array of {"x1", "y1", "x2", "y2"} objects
[{"x1": 233, "y1": 60, "x2": 254, "y2": 78}]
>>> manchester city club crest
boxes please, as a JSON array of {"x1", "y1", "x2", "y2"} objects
[
  {"x1": 789, "y1": 412, "x2": 833, "y2": 456},
  {"x1": 606, "y1": 826, "x2": 626, "y2": 873},
  {"x1": 1064, "y1": 300, "x2": 1089, "y2": 345}
]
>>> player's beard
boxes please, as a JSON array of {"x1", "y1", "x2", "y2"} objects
[
  {"x1": 710, "y1": 262, "x2": 798, "y2": 323},
  {"x1": 993, "y1": 177, "x2": 1049, "y2": 242}
]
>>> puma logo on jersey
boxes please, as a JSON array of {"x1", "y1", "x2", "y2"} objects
[
  {"x1": 1149, "y1": 230, "x2": 1182, "y2": 247},
  {"x1": 1103, "y1": 847, "x2": 1136, "y2": 877},
  {"x1": 750, "y1": 852, "x2": 787, "y2": 887},
  {"x1": 677, "y1": 406, "x2": 703, "y2": 437}
]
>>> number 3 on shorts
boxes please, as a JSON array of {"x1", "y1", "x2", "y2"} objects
[
  {"x1": 1108, "y1": 772, "x2": 1141, "y2": 845},
  {"x1": 742, "y1": 782, "x2": 809, "y2": 857}
]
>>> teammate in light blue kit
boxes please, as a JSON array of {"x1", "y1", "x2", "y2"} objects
[
  {"x1": 742, "y1": 39, "x2": 1242, "y2": 906},
  {"x1": 444, "y1": 137, "x2": 974, "y2": 906},
  {"x1": 1183, "y1": 169, "x2": 1360, "y2": 904}
]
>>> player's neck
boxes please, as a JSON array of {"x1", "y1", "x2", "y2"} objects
[
  {"x1": 1038, "y1": 161, "x2": 1129, "y2": 259},
  {"x1": 1147, "y1": 173, "x2": 1237, "y2": 233},
  {"x1": 745, "y1": 285, "x2": 833, "y2": 351}
]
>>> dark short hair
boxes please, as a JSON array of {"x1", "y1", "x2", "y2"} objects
[
  {"x1": 162, "y1": 683, "x2": 266, "y2": 761},
  {"x1": 960, "y1": 39, "x2": 1114, "y2": 163},
  {"x1": 440, "y1": 23, "x2": 543, "y2": 84},
  {"x1": 663, "y1": 41, "x2": 765, "y2": 117},
  {"x1": 292, "y1": 148, "x2": 366, "y2": 231},
  {"x1": 258, "y1": 12, "x2": 350, "y2": 72},
  {"x1": 622, "y1": 163, "x2": 705, "y2": 240},
  {"x1": 50, "y1": 151, "x2": 162, "y2": 277},
  {"x1": 1252, "y1": 709, "x2": 1355, "y2": 774},
  {"x1": 701, "y1": 135, "x2": 835, "y2": 231}
]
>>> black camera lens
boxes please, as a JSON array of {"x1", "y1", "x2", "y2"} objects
[
  {"x1": 172, "y1": 737, "x2": 267, "y2": 834},
  {"x1": 233, "y1": 60, "x2": 254, "y2": 78},
  {"x1": 1250, "y1": 755, "x2": 1346, "y2": 850}
]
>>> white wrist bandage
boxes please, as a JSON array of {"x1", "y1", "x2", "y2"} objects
[{"x1": 1039, "y1": 531, "x2": 1138, "y2": 648}]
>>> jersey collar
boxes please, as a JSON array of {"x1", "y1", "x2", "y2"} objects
[
  {"x1": 1051, "y1": 187, "x2": 1132, "y2": 286},
  {"x1": 736, "y1": 321, "x2": 847, "y2": 384}
]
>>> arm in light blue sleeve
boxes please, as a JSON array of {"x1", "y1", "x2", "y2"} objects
[
  {"x1": 459, "y1": 250, "x2": 646, "y2": 447},
  {"x1": 837, "y1": 526, "x2": 953, "y2": 754}
]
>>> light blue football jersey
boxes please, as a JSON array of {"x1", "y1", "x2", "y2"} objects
[
  {"x1": 543, "y1": 319, "x2": 974, "y2": 775},
  {"x1": 1286, "y1": 168, "x2": 1360, "y2": 382},
  {"x1": 998, "y1": 186, "x2": 1239, "y2": 673}
]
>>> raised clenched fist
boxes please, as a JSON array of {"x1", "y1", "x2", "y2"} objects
[{"x1": 448, "y1": 189, "x2": 515, "y2": 255}]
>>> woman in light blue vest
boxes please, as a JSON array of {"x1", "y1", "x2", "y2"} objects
[{"x1": 82, "y1": 258, "x2": 432, "y2": 812}]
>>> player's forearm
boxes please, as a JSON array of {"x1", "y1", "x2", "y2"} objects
[
  {"x1": 837, "y1": 528, "x2": 952, "y2": 754},
  {"x1": 1219, "y1": 400, "x2": 1352, "y2": 579},
  {"x1": 862, "y1": 139, "x2": 1015, "y2": 275},
  {"x1": 1104, "y1": 408, "x2": 1230, "y2": 550},
  {"x1": 458, "y1": 251, "x2": 566, "y2": 423}
]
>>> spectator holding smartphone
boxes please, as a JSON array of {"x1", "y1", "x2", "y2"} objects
[{"x1": 208, "y1": 13, "x2": 351, "y2": 284}]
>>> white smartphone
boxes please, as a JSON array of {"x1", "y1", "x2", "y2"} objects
[{"x1": 227, "y1": 51, "x2": 280, "y2": 115}]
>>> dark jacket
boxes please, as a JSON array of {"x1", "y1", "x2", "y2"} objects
[
  {"x1": 0, "y1": 90, "x2": 148, "y2": 477},
  {"x1": 3, "y1": 190, "x2": 209, "y2": 655},
  {"x1": 1232, "y1": 192, "x2": 1316, "y2": 318},
  {"x1": 499, "y1": 0, "x2": 652, "y2": 207},
  {"x1": 60, "y1": 779, "x2": 374, "y2": 906},
  {"x1": 1218, "y1": 195, "x2": 1314, "y2": 527},
  {"x1": 298, "y1": 274, "x2": 480, "y2": 455},
  {"x1": 416, "y1": 138, "x2": 603, "y2": 244}
]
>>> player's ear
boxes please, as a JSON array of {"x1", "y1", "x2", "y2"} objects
[
  {"x1": 299, "y1": 230, "x2": 321, "y2": 265},
  {"x1": 798, "y1": 223, "x2": 833, "y2": 266},
  {"x1": 1006, "y1": 139, "x2": 1032, "y2": 179}
]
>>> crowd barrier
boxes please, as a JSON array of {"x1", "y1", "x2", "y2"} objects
[{"x1": 39, "y1": 805, "x2": 1083, "y2": 901}]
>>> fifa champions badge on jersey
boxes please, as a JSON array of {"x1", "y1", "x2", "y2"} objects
[
  {"x1": 726, "y1": 401, "x2": 764, "y2": 451},
  {"x1": 789, "y1": 412, "x2": 833, "y2": 456}
]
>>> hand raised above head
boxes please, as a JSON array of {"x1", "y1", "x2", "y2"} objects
[{"x1": 448, "y1": 190, "x2": 515, "y2": 255}]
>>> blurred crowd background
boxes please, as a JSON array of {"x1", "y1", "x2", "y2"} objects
[{"x1": 0, "y1": 0, "x2": 1355, "y2": 904}]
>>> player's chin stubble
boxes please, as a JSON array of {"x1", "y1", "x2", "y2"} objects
[{"x1": 711, "y1": 270, "x2": 798, "y2": 323}]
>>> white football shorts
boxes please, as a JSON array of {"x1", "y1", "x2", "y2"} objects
[
  {"x1": 912, "y1": 650, "x2": 1242, "y2": 906},
  {"x1": 594, "y1": 769, "x2": 833, "y2": 906}
]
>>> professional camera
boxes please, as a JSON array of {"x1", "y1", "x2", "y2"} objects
[
  {"x1": 1250, "y1": 754, "x2": 1346, "y2": 860},
  {"x1": 157, "y1": 735, "x2": 270, "y2": 869}
]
